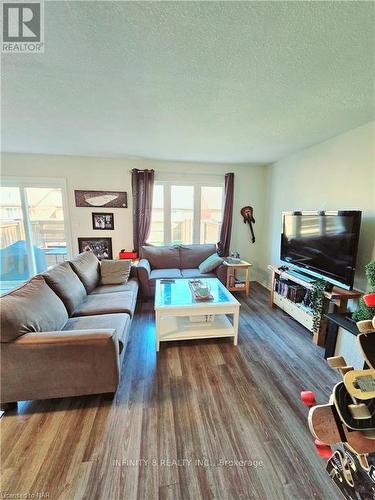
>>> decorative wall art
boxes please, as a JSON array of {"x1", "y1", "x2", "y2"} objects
[
  {"x1": 78, "y1": 237, "x2": 113, "y2": 260},
  {"x1": 92, "y1": 212, "x2": 114, "y2": 230},
  {"x1": 75, "y1": 190, "x2": 127, "y2": 208}
]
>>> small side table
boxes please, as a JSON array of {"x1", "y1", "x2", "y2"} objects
[{"x1": 223, "y1": 260, "x2": 252, "y2": 296}]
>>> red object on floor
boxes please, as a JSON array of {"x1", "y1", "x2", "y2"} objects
[
  {"x1": 314, "y1": 439, "x2": 333, "y2": 458},
  {"x1": 119, "y1": 251, "x2": 138, "y2": 260},
  {"x1": 363, "y1": 293, "x2": 375, "y2": 307},
  {"x1": 300, "y1": 391, "x2": 316, "y2": 407}
]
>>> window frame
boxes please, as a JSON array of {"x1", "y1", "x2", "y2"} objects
[
  {"x1": 1, "y1": 176, "x2": 73, "y2": 276},
  {"x1": 149, "y1": 174, "x2": 224, "y2": 246}
]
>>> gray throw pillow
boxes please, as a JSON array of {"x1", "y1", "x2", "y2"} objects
[
  {"x1": 198, "y1": 253, "x2": 224, "y2": 273},
  {"x1": 101, "y1": 259, "x2": 131, "y2": 285}
]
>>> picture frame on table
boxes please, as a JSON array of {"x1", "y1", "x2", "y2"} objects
[
  {"x1": 92, "y1": 212, "x2": 114, "y2": 230},
  {"x1": 78, "y1": 237, "x2": 113, "y2": 260}
]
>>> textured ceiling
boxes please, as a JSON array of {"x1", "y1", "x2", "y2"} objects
[{"x1": 2, "y1": 1, "x2": 374, "y2": 163}]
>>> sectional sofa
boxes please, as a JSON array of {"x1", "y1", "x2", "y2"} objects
[
  {"x1": 0, "y1": 252, "x2": 138, "y2": 406},
  {"x1": 137, "y1": 243, "x2": 226, "y2": 297}
]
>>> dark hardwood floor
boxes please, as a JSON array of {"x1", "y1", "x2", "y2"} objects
[{"x1": 1, "y1": 283, "x2": 341, "y2": 499}]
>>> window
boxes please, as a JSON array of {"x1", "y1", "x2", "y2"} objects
[
  {"x1": 171, "y1": 185, "x2": 194, "y2": 244},
  {"x1": 148, "y1": 184, "x2": 164, "y2": 246},
  {"x1": 200, "y1": 186, "x2": 223, "y2": 244},
  {"x1": 148, "y1": 178, "x2": 223, "y2": 246},
  {"x1": 0, "y1": 179, "x2": 71, "y2": 295}
]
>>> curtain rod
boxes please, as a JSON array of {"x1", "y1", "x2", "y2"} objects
[{"x1": 128, "y1": 170, "x2": 224, "y2": 177}]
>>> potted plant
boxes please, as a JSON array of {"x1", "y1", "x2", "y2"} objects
[
  {"x1": 309, "y1": 278, "x2": 332, "y2": 334},
  {"x1": 352, "y1": 260, "x2": 375, "y2": 332}
]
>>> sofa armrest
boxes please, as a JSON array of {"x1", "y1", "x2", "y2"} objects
[
  {"x1": 1, "y1": 329, "x2": 120, "y2": 403},
  {"x1": 129, "y1": 263, "x2": 138, "y2": 279},
  {"x1": 14, "y1": 329, "x2": 116, "y2": 345},
  {"x1": 137, "y1": 258, "x2": 151, "y2": 276},
  {"x1": 137, "y1": 259, "x2": 151, "y2": 297},
  {"x1": 215, "y1": 263, "x2": 227, "y2": 285}
]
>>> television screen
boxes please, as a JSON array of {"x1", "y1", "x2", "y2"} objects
[{"x1": 281, "y1": 211, "x2": 361, "y2": 289}]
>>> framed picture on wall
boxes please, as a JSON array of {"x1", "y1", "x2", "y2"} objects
[
  {"x1": 78, "y1": 237, "x2": 113, "y2": 260},
  {"x1": 75, "y1": 190, "x2": 127, "y2": 208},
  {"x1": 92, "y1": 212, "x2": 114, "y2": 230}
]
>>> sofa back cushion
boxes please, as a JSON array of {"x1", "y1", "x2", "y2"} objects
[
  {"x1": 140, "y1": 245, "x2": 180, "y2": 269},
  {"x1": 179, "y1": 244, "x2": 217, "y2": 269},
  {"x1": 0, "y1": 276, "x2": 68, "y2": 343},
  {"x1": 69, "y1": 251, "x2": 100, "y2": 293},
  {"x1": 42, "y1": 262, "x2": 87, "y2": 315}
]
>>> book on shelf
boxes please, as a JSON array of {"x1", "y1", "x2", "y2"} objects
[
  {"x1": 274, "y1": 278, "x2": 306, "y2": 304},
  {"x1": 234, "y1": 280, "x2": 246, "y2": 288}
]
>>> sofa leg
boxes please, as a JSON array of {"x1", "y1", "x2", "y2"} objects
[
  {"x1": 0, "y1": 401, "x2": 18, "y2": 412},
  {"x1": 102, "y1": 392, "x2": 115, "y2": 401}
]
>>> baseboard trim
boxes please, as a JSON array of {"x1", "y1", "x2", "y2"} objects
[{"x1": 258, "y1": 279, "x2": 272, "y2": 291}]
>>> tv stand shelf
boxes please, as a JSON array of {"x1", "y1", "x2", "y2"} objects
[
  {"x1": 273, "y1": 292, "x2": 314, "y2": 331},
  {"x1": 268, "y1": 265, "x2": 361, "y2": 347}
]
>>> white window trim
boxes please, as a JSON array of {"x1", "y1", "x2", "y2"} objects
[
  {"x1": 1, "y1": 176, "x2": 73, "y2": 267},
  {"x1": 151, "y1": 173, "x2": 224, "y2": 246}
]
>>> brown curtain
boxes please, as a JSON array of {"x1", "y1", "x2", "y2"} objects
[
  {"x1": 217, "y1": 173, "x2": 234, "y2": 257},
  {"x1": 131, "y1": 168, "x2": 154, "y2": 252}
]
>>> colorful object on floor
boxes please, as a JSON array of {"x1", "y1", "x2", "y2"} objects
[
  {"x1": 300, "y1": 328, "x2": 375, "y2": 499},
  {"x1": 332, "y1": 382, "x2": 375, "y2": 431},
  {"x1": 315, "y1": 439, "x2": 333, "y2": 458},
  {"x1": 358, "y1": 332, "x2": 375, "y2": 370},
  {"x1": 326, "y1": 446, "x2": 375, "y2": 499},
  {"x1": 301, "y1": 390, "x2": 317, "y2": 407},
  {"x1": 357, "y1": 320, "x2": 375, "y2": 334},
  {"x1": 344, "y1": 369, "x2": 375, "y2": 400}
]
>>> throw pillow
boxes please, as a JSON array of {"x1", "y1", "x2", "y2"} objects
[
  {"x1": 198, "y1": 253, "x2": 224, "y2": 274},
  {"x1": 101, "y1": 259, "x2": 131, "y2": 285}
]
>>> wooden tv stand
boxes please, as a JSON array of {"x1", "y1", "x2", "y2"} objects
[{"x1": 268, "y1": 265, "x2": 361, "y2": 347}]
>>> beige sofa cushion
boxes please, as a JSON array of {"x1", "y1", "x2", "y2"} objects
[
  {"x1": 101, "y1": 259, "x2": 131, "y2": 285},
  {"x1": 140, "y1": 245, "x2": 180, "y2": 269},
  {"x1": 91, "y1": 278, "x2": 139, "y2": 295},
  {"x1": 149, "y1": 269, "x2": 182, "y2": 280},
  {"x1": 179, "y1": 244, "x2": 217, "y2": 269},
  {"x1": 70, "y1": 251, "x2": 100, "y2": 293},
  {"x1": 42, "y1": 262, "x2": 87, "y2": 315},
  {"x1": 0, "y1": 276, "x2": 68, "y2": 343},
  {"x1": 180, "y1": 269, "x2": 216, "y2": 279},
  {"x1": 72, "y1": 291, "x2": 137, "y2": 318},
  {"x1": 64, "y1": 313, "x2": 130, "y2": 351}
]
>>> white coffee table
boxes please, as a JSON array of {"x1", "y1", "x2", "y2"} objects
[{"x1": 154, "y1": 278, "x2": 240, "y2": 351}]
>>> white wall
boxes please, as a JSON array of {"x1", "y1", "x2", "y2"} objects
[
  {"x1": 1, "y1": 154, "x2": 267, "y2": 280},
  {"x1": 259, "y1": 121, "x2": 375, "y2": 291}
]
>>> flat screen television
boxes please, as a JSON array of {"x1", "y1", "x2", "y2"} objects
[{"x1": 280, "y1": 211, "x2": 362, "y2": 290}]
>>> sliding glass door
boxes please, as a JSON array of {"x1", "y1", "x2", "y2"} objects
[{"x1": 0, "y1": 179, "x2": 71, "y2": 294}]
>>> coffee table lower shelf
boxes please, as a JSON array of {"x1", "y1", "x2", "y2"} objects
[{"x1": 156, "y1": 314, "x2": 236, "y2": 350}]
